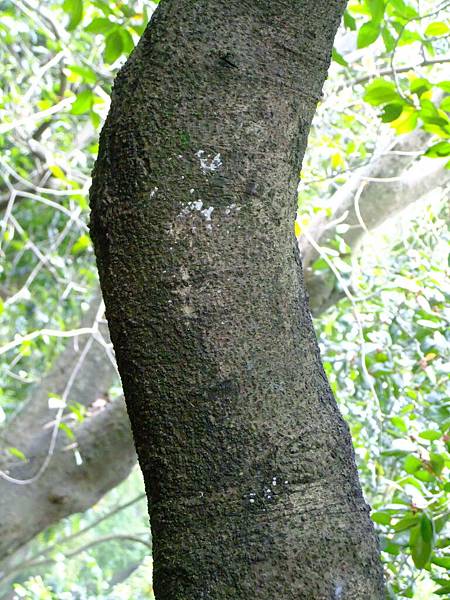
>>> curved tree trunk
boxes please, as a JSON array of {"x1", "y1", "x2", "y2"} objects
[{"x1": 90, "y1": 0, "x2": 385, "y2": 597}]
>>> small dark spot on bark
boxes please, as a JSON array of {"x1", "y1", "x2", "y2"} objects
[
  {"x1": 245, "y1": 181, "x2": 258, "y2": 196},
  {"x1": 219, "y1": 53, "x2": 239, "y2": 69},
  {"x1": 49, "y1": 493, "x2": 67, "y2": 505}
]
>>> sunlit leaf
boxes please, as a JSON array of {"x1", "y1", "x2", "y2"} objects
[
  {"x1": 364, "y1": 79, "x2": 400, "y2": 106},
  {"x1": 71, "y1": 234, "x2": 91, "y2": 254},
  {"x1": 85, "y1": 17, "x2": 116, "y2": 35},
  {"x1": 424, "y1": 141, "x2": 450, "y2": 158},
  {"x1": 357, "y1": 20, "x2": 381, "y2": 48},
  {"x1": 381, "y1": 103, "x2": 403, "y2": 123},
  {"x1": 71, "y1": 89, "x2": 93, "y2": 115},
  {"x1": 425, "y1": 22, "x2": 450, "y2": 37},
  {"x1": 62, "y1": 0, "x2": 83, "y2": 31},
  {"x1": 332, "y1": 48, "x2": 348, "y2": 67},
  {"x1": 7, "y1": 447, "x2": 27, "y2": 462}
]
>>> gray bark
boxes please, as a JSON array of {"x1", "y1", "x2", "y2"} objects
[
  {"x1": 90, "y1": 1, "x2": 384, "y2": 598},
  {"x1": 2, "y1": 296, "x2": 115, "y2": 447},
  {"x1": 301, "y1": 130, "x2": 449, "y2": 312},
  {"x1": 0, "y1": 302, "x2": 135, "y2": 571},
  {"x1": 0, "y1": 398, "x2": 135, "y2": 573}
]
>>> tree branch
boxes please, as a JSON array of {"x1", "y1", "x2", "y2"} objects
[
  {"x1": 0, "y1": 397, "x2": 136, "y2": 568},
  {"x1": 1, "y1": 534, "x2": 150, "y2": 582},
  {"x1": 299, "y1": 128, "x2": 450, "y2": 313}
]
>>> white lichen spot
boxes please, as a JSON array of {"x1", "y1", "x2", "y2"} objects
[
  {"x1": 264, "y1": 488, "x2": 273, "y2": 501},
  {"x1": 200, "y1": 206, "x2": 214, "y2": 221},
  {"x1": 189, "y1": 188, "x2": 195, "y2": 194},
  {"x1": 177, "y1": 200, "x2": 215, "y2": 230},
  {"x1": 177, "y1": 200, "x2": 202, "y2": 220},
  {"x1": 195, "y1": 150, "x2": 222, "y2": 174},
  {"x1": 191, "y1": 200, "x2": 203, "y2": 211},
  {"x1": 224, "y1": 203, "x2": 241, "y2": 215}
]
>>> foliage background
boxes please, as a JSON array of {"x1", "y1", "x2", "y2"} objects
[{"x1": 0, "y1": 0, "x2": 448, "y2": 598}]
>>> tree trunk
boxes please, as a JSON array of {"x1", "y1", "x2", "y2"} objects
[{"x1": 90, "y1": 0, "x2": 385, "y2": 597}]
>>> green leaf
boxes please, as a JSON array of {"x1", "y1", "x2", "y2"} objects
[
  {"x1": 48, "y1": 165, "x2": 67, "y2": 181},
  {"x1": 344, "y1": 11, "x2": 357, "y2": 30},
  {"x1": 71, "y1": 234, "x2": 91, "y2": 255},
  {"x1": 364, "y1": 79, "x2": 399, "y2": 105},
  {"x1": 381, "y1": 103, "x2": 403, "y2": 123},
  {"x1": 432, "y1": 556, "x2": 450, "y2": 569},
  {"x1": 390, "y1": 0, "x2": 418, "y2": 19},
  {"x1": 441, "y1": 97, "x2": 450, "y2": 112},
  {"x1": 118, "y1": 4, "x2": 135, "y2": 17},
  {"x1": 67, "y1": 65, "x2": 97, "y2": 85},
  {"x1": 414, "y1": 469, "x2": 434, "y2": 482},
  {"x1": 403, "y1": 455, "x2": 422, "y2": 474},
  {"x1": 391, "y1": 416, "x2": 407, "y2": 432},
  {"x1": 120, "y1": 29, "x2": 135, "y2": 55},
  {"x1": 357, "y1": 20, "x2": 381, "y2": 48},
  {"x1": 435, "y1": 583, "x2": 450, "y2": 596},
  {"x1": 62, "y1": 0, "x2": 83, "y2": 31},
  {"x1": 410, "y1": 77, "x2": 431, "y2": 97},
  {"x1": 91, "y1": 111, "x2": 101, "y2": 129},
  {"x1": 59, "y1": 422, "x2": 74, "y2": 440},
  {"x1": 410, "y1": 524, "x2": 433, "y2": 568},
  {"x1": 394, "y1": 515, "x2": 418, "y2": 532},
  {"x1": 104, "y1": 30, "x2": 124, "y2": 64},
  {"x1": 92, "y1": 0, "x2": 113, "y2": 15},
  {"x1": 8, "y1": 447, "x2": 27, "y2": 462},
  {"x1": 381, "y1": 27, "x2": 395, "y2": 51},
  {"x1": 390, "y1": 105, "x2": 418, "y2": 134},
  {"x1": 367, "y1": 0, "x2": 385, "y2": 22},
  {"x1": 372, "y1": 511, "x2": 391, "y2": 525},
  {"x1": 419, "y1": 429, "x2": 441, "y2": 441},
  {"x1": 419, "y1": 99, "x2": 449, "y2": 128},
  {"x1": 438, "y1": 80, "x2": 450, "y2": 93},
  {"x1": 420, "y1": 514, "x2": 434, "y2": 543},
  {"x1": 425, "y1": 22, "x2": 450, "y2": 37},
  {"x1": 85, "y1": 17, "x2": 116, "y2": 35},
  {"x1": 424, "y1": 142, "x2": 450, "y2": 158},
  {"x1": 332, "y1": 48, "x2": 348, "y2": 67},
  {"x1": 70, "y1": 90, "x2": 93, "y2": 115},
  {"x1": 430, "y1": 452, "x2": 445, "y2": 474}
]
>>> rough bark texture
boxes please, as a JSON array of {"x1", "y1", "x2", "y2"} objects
[{"x1": 90, "y1": 0, "x2": 385, "y2": 598}]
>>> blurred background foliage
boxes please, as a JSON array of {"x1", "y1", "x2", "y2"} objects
[{"x1": 0, "y1": 0, "x2": 448, "y2": 598}]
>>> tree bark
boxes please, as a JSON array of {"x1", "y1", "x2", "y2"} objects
[{"x1": 90, "y1": 0, "x2": 385, "y2": 598}]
